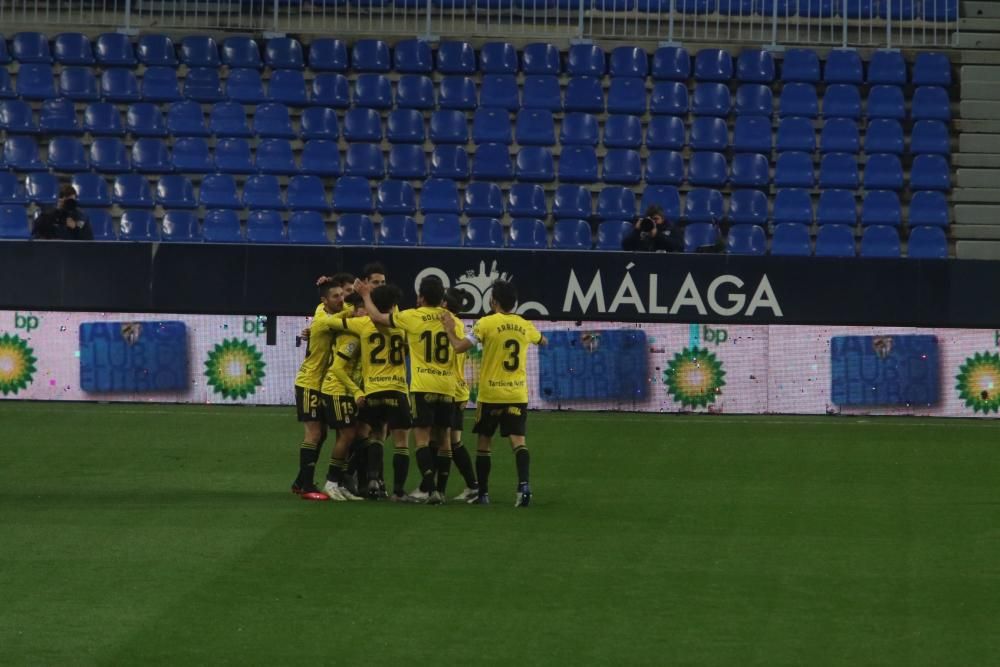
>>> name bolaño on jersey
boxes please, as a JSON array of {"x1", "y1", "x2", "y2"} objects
[
  {"x1": 468, "y1": 312, "x2": 542, "y2": 404},
  {"x1": 389, "y1": 307, "x2": 459, "y2": 396},
  {"x1": 294, "y1": 307, "x2": 344, "y2": 391},
  {"x1": 333, "y1": 315, "x2": 408, "y2": 395}
]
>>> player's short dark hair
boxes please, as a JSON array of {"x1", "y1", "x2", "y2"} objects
[
  {"x1": 362, "y1": 262, "x2": 387, "y2": 280},
  {"x1": 371, "y1": 284, "x2": 401, "y2": 313},
  {"x1": 318, "y1": 280, "x2": 341, "y2": 299},
  {"x1": 491, "y1": 280, "x2": 517, "y2": 312},
  {"x1": 331, "y1": 272, "x2": 354, "y2": 288},
  {"x1": 418, "y1": 276, "x2": 445, "y2": 306},
  {"x1": 444, "y1": 287, "x2": 468, "y2": 314},
  {"x1": 344, "y1": 292, "x2": 364, "y2": 308}
]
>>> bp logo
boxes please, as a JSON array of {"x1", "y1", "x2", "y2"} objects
[
  {"x1": 204, "y1": 338, "x2": 266, "y2": 399},
  {"x1": 955, "y1": 351, "x2": 1000, "y2": 414},
  {"x1": 0, "y1": 333, "x2": 36, "y2": 396},
  {"x1": 663, "y1": 347, "x2": 726, "y2": 408}
]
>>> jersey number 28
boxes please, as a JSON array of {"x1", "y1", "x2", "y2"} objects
[{"x1": 369, "y1": 333, "x2": 405, "y2": 365}]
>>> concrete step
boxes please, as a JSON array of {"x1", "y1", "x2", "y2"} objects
[
  {"x1": 965, "y1": 1, "x2": 1000, "y2": 19},
  {"x1": 960, "y1": 101, "x2": 1000, "y2": 120},
  {"x1": 952, "y1": 189, "x2": 1000, "y2": 203},
  {"x1": 958, "y1": 33, "x2": 1000, "y2": 49},
  {"x1": 957, "y1": 168, "x2": 1000, "y2": 188},
  {"x1": 953, "y1": 225, "x2": 1000, "y2": 240},
  {"x1": 956, "y1": 120, "x2": 1000, "y2": 133},
  {"x1": 956, "y1": 239, "x2": 1000, "y2": 259},
  {"x1": 958, "y1": 135, "x2": 1000, "y2": 153},
  {"x1": 955, "y1": 153, "x2": 1000, "y2": 167},
  {"x1": 955, "y1": 204, "x2": 1000, "y2": 224},
  {"x1": 961, "y1": 82, "x2": 1000, "y2": 101}
]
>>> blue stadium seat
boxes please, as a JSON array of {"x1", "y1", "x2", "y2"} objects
[
  {"x1": 199, "y1": 174, "x2": 241, "y2": 209},
  {"x1": 732, "y1": 116, "x2": 771, "y2": 153},
  {"x1": 81, "y1": 209, "x2": 114, "y2": 240},
  {"x1": 909, "y1": 191, "x2": 948, "y2": 227},
  {"x1": 774, "y1": 188, "x2": 813, "y2": 224},
  {"x1": 603, "y1": 114, "x2": 642, "y2": 149},
  {"x1": 646, "y1": 116, "x2": 686, "y2": 150},
  {"x1": 300, "y1": 139, "x2": 341, "y2": 177},
  {"x1": 685, "y1": 188, "x2": 725, "y2": 223},
  {"x1": 137, "y1": 34, "x2": 178, "y2": 67},
  {"x1": 89, "y1": 137, "x2": 130, "y2": 173},
  {"x1": 607, "y1": 78, "x2": 647, "y2": 115},
  {"x1": 300, "y1": 107, "x2": 340, "y2": 141},
  {"x1": 387, "y1": 144, "x2": 427, "y2": 180},
  {"x1": 596, "y1": 186, "x2": 637, "y2": 221},
  {"x1": 354, "y1": 73, "x2": 392, "y2": 109},
  {"x1": 684, "y1": 221, "x2": 721, "y2": 252},
  {"x1": 437, "y1": 41, "x2": 476, "y2": 74},
  {"x1": 160, "y1": 211, "x2": 201, "y2": 243},
  {"x1": 734, "y1": 84, "x2": 773, "y2": 116},
  {"x1": 641, "y1": 185, "x2": 681, "y2": 221},
  {"x1": 171, "y1": 137, "x2": 214, "y2": 173},
  {"x1": 167, "y1": 100, "x2": 208, "y2": 137},
  {"x1": 246, "y1": 210, "x2": 287, "y2": 244},
  {"x1": 782, "y1": 48, "x2": 820, "y2": 83},
  {"x1": 210, "y1": 102, "x2": 251, "y2": 137},
  {"x1": 610, "y1": 46, "x2": 647, "y2": 78},
  {"x1": 215, "y1": 138, "x2": 255, "y2": 174},
  {"x1": 156, "y1": 175, "x2": 197, "y2": 209},
  {"x1": 515, "y1": 109, "x2": 555, "y2": 146},
  {"x1": 423, "y1": 214, "x2": 463, "y2": 247},
  {"x1": 222, "y1": 36, "x2": 261, "y2": 69},
  {"x1": 0, "y1": 100, "x2": 37, "y2": 134},
  {"x1": 379, "y1": 215, "x2": 418, "y2": 246},
  {"x1": 480, "y1": 75, "x2": 519, "y2": 111},
  {"x1": 119, "y1": 210, "x2": 160, "y2": 242},
  {"x1": 776, "y1": 117, "x2": 816, "y2": 152},
  {"x1": 824, "y1": 49, "x2": 863, "y2": 84},
  {"x1": 376, "y1": 180, "x2": 417, "y2": 215},
  {"x1": 690, "y1": 117, "x2": 728, "y2": 151},
  {"x1": 779, "y1": 83, "x2": 818, "y2": 118},
  {"x1": 867, "y1": 50, "x2": 906, "y2": 85},
  {"x1": 430, "y1": 145, "x2": 470, "y2": 180},
  {"x1": 560, "y1": 113, "x2": 599, "y2": 146},
  {"x1": 515, "y1": 147, "x2": 555, "y2": 182},
  {"x1": 420, "y1": 178, "x2": 461, "y2": 215},
  {"x1": 132, "y1": 138, "x2": 172, "y2": 173},
  {"x1": 180, "y1": 36, "x2": 220, "y2": 68},
  {"x1": 113, "y1": 174, "x2": 154, "y2": 208},
  {"x1": 72, "y1": 173, "x2": 111, "y2": 207},
  {"x1": 202, "y1": 210, "x2": 243, "y2": 243},
  {"x1": 911, "y1": 86, "x2": 950, "y2": 121},
  {"x1": 522, "y1": 43, "x2": 561, "y2": 75},
  {"x1": 567, "y1": 44, "x2": 606, "y2": 77},
  {"x1": 396, "y1": 75, "x2": 434, "y2": 110},
  {"x1": 759, "y1": 0, "x2": 797, "y2": 16},
  {"x1": 95, "y1": 33, "x2": 136, "y2": 67},
  {"x1": 862, "y1": 119, "x2": 902, "y2": 154},
  {"x1": 47, "y1": 137, "x2": 89, "y2": 172},
  {"x1": 343, "y1": 108, "x2": 383, "y2": 143},
  {"x1": 438, "y1": 76, "x2": 477, "y2": 110},
  {"x1": 254, "y1": 103, "x2": 295, "y2": 139},
  {"x1": 861, "y1": 190, "x2": 901, "y2": 227},
  {"x1": 393, "y1": 39, "x2": 433, "y2": 74},
  {"x1": 770, "y1": 222, "x2": 811, "y2": 255},
  {"x1": 344, "y1": 143, "x2": 385, "y2": 179},
  {"x1": 775, "y1": 152, "x2": 814, "y2": 188},
  {"x1": 522, "y1": 75, "x2": 562, "y2": 111},
  {"x1": 645, "y1": 151, "x2": 685, "y2": 185},
  {"x1": 729, "y1": 189, "x2": 768, "y2": 225},
  {"x1": 694, "y1": 48, "x2": 733, "y2": 82},
  {"x1": 184, "y1": 68, "x2": 224, "y2": 102},
  {"x1": 12, "y1": 32, "x2": 52, "y2": 63},
  {"x1": 481, "y1": 42, "x2": 518, "y2": 74},
  {"x1": 564, "y1": 77, "x2": 604, "y2": 113},
  {"x1": 595, "y1": 220, "x2": 632, "y2": 250},
  {"x1": 691, "y1": 83, "x2": 731, "y2": 117},
  {"x1": 868, "y1": 85, "x2": 906, "y2": 120},
  {"x1": 311, "y1": 73, "x2": 350, "y2": 108},
  {"x1": 308, "y1": 38, "x2": 347, "y2": 72},
  {"x1": 552, "y1": 184, "x2": 591, "y2": 220},
  {"x1": 0, "y1": 71, "x2": 13, "y2": 99},
  {"x1": 817, "y1": 189, "x2": 856, "y2": 226},
  {"x1": 287, "y1": 175, "x2": 331, "y2": 211},
  {"x1": 17, "y1": 64, "x2": 55, "y2": 100},
  {"x1": 820, "y1": 118, "x2": 860, "y2": 153},
  {"x1": 559, "y1": 146, "x2": 599, "y2": 183},
  {"x1": 737, "y1": 50, "x2": 774, "y2": 83},
  {"x1": 0, "y1": 36, "x2": 10, "y2": 65},
  {"x1": 823, "y1": 84, "x2": 861, "y2": 119},
  {"x1": 650, "y1": 82, "x2": 689, "y2": 116},
  {"x1": 731, "y1": 153, "x2": 770, "y2": 188},
  {"x1": 507, "y1": 183, "x2": 547, "y2": 218},
  {"x1": 336, "y1": 214, "x2": 374, "y2": 245},
  {"x1": 267, "y1": 37, "x2": 305, "y2": 70},
  {"x1": 268, "y1": 70, "x2": 308, "y2": 106},
  {"x1": 814, "y1": 224, "x2": 856, "y2": 257},
  {"x1": 913, "y1": 52, "x2": 951, "y2": 86},
  {"x1": 727, "y1": 224, "x2": 767, "y2": 255},
  {"x1": 860, "y1": 225, "x2": 900, "y2": 258},
  {"x1": 910, "y1": 154, "x2": 951, "y2": 191},
  {"x1": 508, "y1": 218, "x2": 548, "y2": 249},
  {"x1": 688, "y1": 152, "x2": 728, "y2": 187},
  {"x1": 907, "y1": 225, "x2": 947, "y2": 259},
  {"x1": 126, "y1": 103, "x2": 167, "y2": 137},
  {"x1": 288, "y1": 211, "x2": 330, "y2": 245},
  {"x1": 139, "y1": 67, "x2": 180, "y2": 103},
  {"x1": 864, "y1": 153, "x2": 904, "y2": 191},
  {"x1": 910, "y1": 120, "x2": 950, "y2": 155},
  {"x1": 473, "y1": 108, "x2": 512, "y2": 144},
  {"x1": 602, "y1": 149, "x2": 642, "y2": 185},
  {"x1": 0, "y1": 174, "x2": 27, "y2": 205},
  {"x1": 880, "y1": 0, "x2": 916, "y2": 19},
  {"x1": 428, "y1": 110, "x2": 466, "y2": 145},
  {"x1": 53, "y1": 32, "x2": 94, "y2": 65},
  {"x1": 4, "y1": 136, "x2": 45, "y2": 171},
  {"x1": 226, "y1": 68, "x2": 265, "y2": 103},
  {"x1": 59, "y1": 67, "x2": 99, "y2": 101},
  {"x1": 462, "y1": 183, "x2": 502, "y2": 218},
  {"x1": 652, "y1": 46, "x2": 690, "y2": 81},
  {"x1": 25, "y1": 173, "x2": 58, "y2": 206},
  {"x1": 243, "y1": 174, "x2": 285, "y2": 210},
  {"x1": 819, "y1": 153, "x2": 858, "y2": 189},
  {"x1": 552, "y1": 219, "x2": 592, "y2": 250},
  {"x1": 466, "y1": 217, "x2": 504, "y2": 248}
]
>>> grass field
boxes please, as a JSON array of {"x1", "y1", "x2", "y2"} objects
[{"x1": 1, "y1": 402, "x2": 999, "y2": 665}]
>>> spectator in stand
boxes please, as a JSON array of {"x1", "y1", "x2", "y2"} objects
[
  {"x1": 32, "y1": 185, "x2": 92, "y2": 240},
  {"x1": 621, "y1": 205, "x2": 682, "y2": 252}
]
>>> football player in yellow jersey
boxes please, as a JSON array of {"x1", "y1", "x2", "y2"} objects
[
  {"x1": 441, "y1": 287, "x2": 479, "y2": 502},
  {"x1": 291, "y1": 280, "x2": 346, "y2": 500},
  {"x1": 441, "y1": 280, "x2": 547, "y2": 507},
  {"x1": 357, "y1": 276, "x2": 459, "y2": 505}
]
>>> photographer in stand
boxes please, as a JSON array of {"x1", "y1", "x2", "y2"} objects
[
  {"x1": 621, "y1": 205, "x2": 682, "y2": 252},
  {"x1": 32, "y1": 185, "x2": 92, "y2": 240}
]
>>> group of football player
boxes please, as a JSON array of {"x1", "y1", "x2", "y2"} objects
[{"x1": 290, "y1": 261, "x2": 547, "y2": 507}]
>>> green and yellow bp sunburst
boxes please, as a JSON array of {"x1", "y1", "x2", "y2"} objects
[
  {"x1": 955, "y1": 351, "x2": 1000, "y2": 414},
  {"x1": 0, "y1": 333, "x2": 37, "y2": 396},
  {"x1": 663, "y1": 346, "x2": 726, "y2": 408},
  {"x1": 204, "y1": 338, "x2": 266, "y2": 399}
]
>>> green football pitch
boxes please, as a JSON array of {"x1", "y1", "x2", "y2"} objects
[{"x1": 1, "y1": 402, "x2": 998, "y2": 665}]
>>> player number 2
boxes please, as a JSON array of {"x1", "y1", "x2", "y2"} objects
[
  {"x1": 370, "y1": 333, "x2": 406, "y2": 365},
  {"x1": 502, "y1": 339, "x2": 520, "y2": 371},
  {"x1": 419, "y1": 331, "x2": 451, "y2": 363}
]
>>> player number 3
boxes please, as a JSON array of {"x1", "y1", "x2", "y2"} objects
[{"x1": 503, "y1": 339, "x2": 520, "y2": 371}]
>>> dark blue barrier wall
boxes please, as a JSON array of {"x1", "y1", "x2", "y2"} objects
[{"x1": 1, "y1": 240, "x2": 996, "y2": 327}]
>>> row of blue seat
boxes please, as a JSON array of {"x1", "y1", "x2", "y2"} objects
[{"x1": 0, "y1": 32, "x2": 954, "y2": 85}]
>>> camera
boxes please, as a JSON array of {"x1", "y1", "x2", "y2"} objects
[{"x1": 638, "y1": 216, "x2": 655, "y2": 233}]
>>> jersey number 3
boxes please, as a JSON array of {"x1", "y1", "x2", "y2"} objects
[
  {"x1": 502, "y1": 339, "x2": 521, "y2": 371},
  {"x1": 369, "y1": 333, "x2": 405, "y2": 365}
]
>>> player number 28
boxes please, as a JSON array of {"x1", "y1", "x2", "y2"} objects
[
  {"x1": 419, "y1": 331, "x2": 451, "y2": 363},
  {"x1": 369, "y1": 333, "x2": 406, "y2": 365}
]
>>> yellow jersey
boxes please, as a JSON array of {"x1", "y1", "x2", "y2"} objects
[
  {"x1": 389, "y1": 306, "x2": 458, "y2": 396},
  {"x1": 469, "y1": 312, "x2": 542, "y2": 404},
  {"x1": 333, "y1": 315, "x2": 408, "y2": 395},
  {"x1": 294, "y1": 307, "x2": 343, "y2": 391},
  {"x1": 320, "y1": 335, "x2": 363, "y2": 399},
  {"x1": 452, "y1": 319, "x2": 470, "y2": 402}
]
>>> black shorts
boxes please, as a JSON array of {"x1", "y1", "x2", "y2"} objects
[
  {"x1": 321, "y1": 393, "x2": 359, "y2": 429},
  {"x1": 473, "y1": 402, "x2": 529, "y2": 438},
  {"x1": 410, "y1": 392, "x2": 455, "y2": 429},
  {"x1": 295, "y1": 386, "x2": 323, "y2": 422},
  {"x1": 450, "y1": 401, "x2": 467, "y2": 431},
  {"x1": 359, "y1": 390, "x2": 413, "y2": 431}
]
